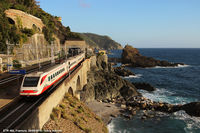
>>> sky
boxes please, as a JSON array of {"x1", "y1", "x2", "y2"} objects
[{"x1": 38, "y1": 0, "x2": 200, "y2": 48}]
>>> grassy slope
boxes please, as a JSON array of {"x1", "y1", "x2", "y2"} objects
[{"x1": 43, "y1": 93, "x2": 108, "y2": 133}]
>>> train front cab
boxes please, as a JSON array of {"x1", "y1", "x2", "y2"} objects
[{"x1": 20, "y1": 76, "x2": 41, "y2": 96}]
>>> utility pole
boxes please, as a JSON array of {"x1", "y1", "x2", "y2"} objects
[
  {"x1": 51, "y1": 41, "x2": 55, "y2": 64},
  {"x1": 6, "y1": 41, "x2": 16, "y2": 72},
  {"x1": 6, "y1": 41, "x2": 20, "y2": 71},
  {"x1": 7, "y1": 40, "x2": 10, "y2": 72},
  {"x1": 36, "y1": 45, "x2": 41, "y2": 71}
]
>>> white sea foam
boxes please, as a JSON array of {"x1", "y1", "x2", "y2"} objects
[
  {"x1": 138, "y1": 88, "x2": 194, "y2": 105},
  {"x1": 144, "y1": 64, "x2": 190, "y2": 69},
  {"x1": 108, "y1": 120, "x2": 131, "y2": 133},
  {"x1": 173, "y1": 111, "x2": 200, "y2": 132},
  {"x1": 107, "y1": 122, "x2": 115, "y2": 133},
  {"x1": 139, "y1": 88, "x2": 174, "y2": 103},
  {"x1": 123, "y1": 74, "x2": 142, "y2": 79}
]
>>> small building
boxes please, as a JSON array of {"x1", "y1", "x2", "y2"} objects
[
  {"x1": 57, "y1": 17, "x2": 62, "y2": 22},
  {"x1": 98, "y1": 50, "x2": 106, "y2": 55},
  {"x1": 0, "y1": 54, "x2": 13, "y2": 72}
]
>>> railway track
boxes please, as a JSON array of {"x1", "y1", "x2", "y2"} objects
[
  {"x1": 0, "y1": 61, "x2": 54, "y2": 85},
  {"x1": 0, "y1": 62, "x2": 82, "y2": 132}
]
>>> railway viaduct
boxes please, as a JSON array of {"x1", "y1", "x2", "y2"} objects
[{"x1": 18, "y1": 57, "x2": 95, "y2": 129}]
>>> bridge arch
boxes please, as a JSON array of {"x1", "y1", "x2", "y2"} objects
[
  {"x1": 68, "y1": 87, "x2": 73, "y2": 96},
  {"x1": 76, "y1": 75, "x2": 81, "y2": 91}
]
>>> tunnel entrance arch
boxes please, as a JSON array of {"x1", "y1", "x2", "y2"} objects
[{"x1": 8, "y1": 17, "x2": 15, "y2": 24}]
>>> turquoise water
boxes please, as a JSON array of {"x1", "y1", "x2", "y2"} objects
[{"x1": 108, "y1": 49, "x2": 200, "y2": 133}]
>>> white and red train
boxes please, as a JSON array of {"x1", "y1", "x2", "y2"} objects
[{"x1": 20, "y1": 52, "x2": 85, "y2": 96}]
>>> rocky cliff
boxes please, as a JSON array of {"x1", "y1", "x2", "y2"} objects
[
  {"x1": 122, "y1": 45, "x2": 184, "y2": 67},
  {"x1": 80, "y1": 54, "x2": 139, "y2": 102},
  {"x1": 80, "y1": 33, "x2": 123, "y2": 50}
]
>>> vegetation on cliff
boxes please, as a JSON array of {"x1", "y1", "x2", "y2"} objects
[
  {"x1": 80, "y1": 33, "x2": 123, "y2": 50},
  {"x1": 0, "y1": 0, "x2": 82, "y2": 52},
  {"x1": 0, "y1": 0, "x2": 34, "y2": 52}
]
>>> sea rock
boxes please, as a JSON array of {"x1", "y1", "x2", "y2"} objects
[
  {"x1": 122, "y1": 114, "x2": 132, "y2": 120},
  {"x1": 182, "y1": 102, "x2": 200, "y2": 117},
  {"x1": 121, "y1": 104, "x2": 126, "y2": 109},
  {"x1": 121, "y1": 45, "x2": 184, "y2": 68},
  {"x1": 119, "y1": 85, "x2": 139, "y2": 100},
  {"x1": 132, "y1": 82, "x2": 156, "y2": 91},
  {"x1": 121, "y1": 45, "x2": 141, "y2": 64},
  {"x1": 141, "y1": 116, "x2": 147, "y2": 120},
  {"x1": 113, "y1": 66, "x2": 135, "y2": 76}
]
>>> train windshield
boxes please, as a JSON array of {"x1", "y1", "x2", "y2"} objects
[{"x1": 23, "y1": 77, "x2": 40, "y2": 87}]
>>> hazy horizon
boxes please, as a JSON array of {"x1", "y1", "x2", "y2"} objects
[{"x1": 38, "y1": 0, "x2": 200, "y2": 48}]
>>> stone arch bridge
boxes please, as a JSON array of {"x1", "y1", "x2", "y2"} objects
[
  {"x1": 5, "y1": 9, "x2": 44, "y2": 32},
  {"x1": 22, "y1": 58, "x2": 92, "y2": 129},
  {"x1": 18, "y1": 56, "x2": 97, "y2": 129}
]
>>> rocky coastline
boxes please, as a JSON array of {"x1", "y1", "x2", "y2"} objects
[{"x1": 81, "y1": 53, "x2": 200, "y2": 125}]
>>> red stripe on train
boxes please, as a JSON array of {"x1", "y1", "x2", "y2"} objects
[{"x1": 20, "y1": 58, "x2": 84, "y2": 96}]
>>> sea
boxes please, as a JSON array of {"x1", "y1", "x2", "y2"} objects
[{"x1": 107, "y1": 48, "x2": 200, "y2": 133}]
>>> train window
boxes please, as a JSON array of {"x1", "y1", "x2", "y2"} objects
[
  {"x1": 48, "y1": 77, "x2": 50, "y2": 81},
  {"x1": 53, "y1": 74, "x2": 55, "y2": 78},
  {"x1": 51, "y1": 75, "x2": 53, "y2": 79},
  {"x1": 23, "y1": 77, "x2": 40, "y2": 87}
]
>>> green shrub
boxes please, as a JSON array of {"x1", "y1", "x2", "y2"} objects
[
  {"x1": 70, "y1": 102, "x2": 76, "y2": 108},
  {"x1": 83, "y1": 128, "x2": 92, "y2": 133},
  {"x1": 50, "y1": 112, "x2": 57, "y2": 121},
  {"x1": 59, "y1": 103, "x2": 66, "y2": 109},
  {"x1": 81, "y1": 116, "x2": 88, "y2": 123},
  {"x1": 21, "y1": 28, "x2": 34, "y2": 37},
  {"x1": 52, "y1": 107, "x2": 61, "y2": 119},
  {"x1": 61, "y1": 111, "x2": 68, "y2": 119},
  {"x1": 71, "y1": 112, "x2": 76, "y2": 117},
  {"x1": 102, "y1": 126, "x2": 108, "y2": 133},
  {"x1": 95, "y1": 116, "x2": 102, "y2": 123},
  {"x1": 13, "y1": 60, "x2": 22, "y2": 69},
  {"x1": 76, "y1": 106, "x2": 84, "y2": 113}
]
